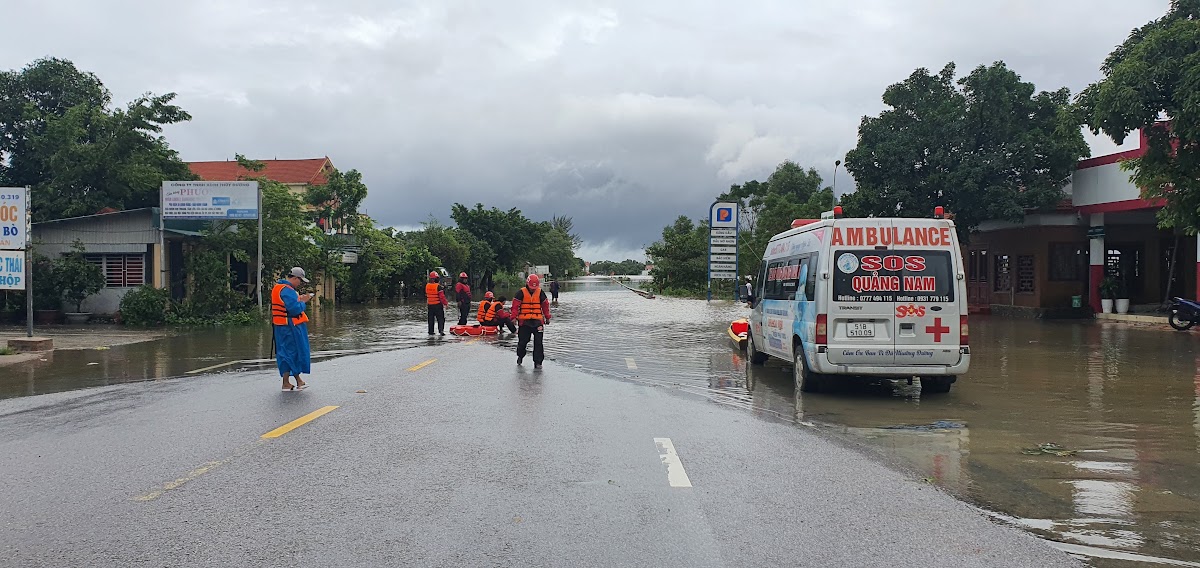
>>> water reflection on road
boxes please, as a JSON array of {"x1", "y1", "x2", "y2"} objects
[{"x1": 3, "y1": 277, "x2": 1198, "y2": 566}]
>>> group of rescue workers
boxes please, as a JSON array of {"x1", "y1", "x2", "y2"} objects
[
  {"x1": 424, "y1": 271, "x2": 555, "y2": 369},
  {"x1": 268, "y1": 265, "x2": 561, "y2": 391}
]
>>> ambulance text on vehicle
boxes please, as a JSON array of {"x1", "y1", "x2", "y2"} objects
[{"x1": 745, "y1": 206, "x2": 970, "y2": 394}]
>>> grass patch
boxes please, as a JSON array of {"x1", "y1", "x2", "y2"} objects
[{"x1": 0, "y1": 347, "x2": 16, "y2": 356}]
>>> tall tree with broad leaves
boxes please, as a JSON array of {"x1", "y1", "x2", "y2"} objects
[
  {"x1": 1080, "y1": 0, "x2": 1200, "y2": 234},
  {"x1": 843, "y1": 62, "x2": 1088, "y2": 241},
  {"x1": 305, "y1": 168, "x2": 369, "y2": 233},
  {"x1": 645, "y1": 216, "x2": 710, "y2": 295},
  {"x1": 450, "y1": 203, "x2": 546, "y2": 287},
  {"x1": 0, "y1": 58, "x2": 194, "y2": 221},
  {"x1": 716, "y1": 160, "x2": 834, "y2": 277}
]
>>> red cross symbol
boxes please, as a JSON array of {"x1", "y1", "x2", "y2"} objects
[{"x1": 925, "y1": 317, "x2": 951, "y2": 342}]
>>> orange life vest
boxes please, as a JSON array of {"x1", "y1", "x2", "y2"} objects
[
  {"x1": 426, "y1": 282, "x2": 441, "y2": 305},
  {"x1": 517, "y1": 287, "x2": 545, "y2": 321},
  {"x1": 270, "y1": 283, "x2": 310, "y2": 326},
  {"x1": 477, "y1": 300, "x2": 498, "y2": 322}
]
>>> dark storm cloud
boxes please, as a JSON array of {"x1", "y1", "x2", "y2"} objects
[{"x1": 1, "y1": 0, "x2": 1168, "y2": 261}]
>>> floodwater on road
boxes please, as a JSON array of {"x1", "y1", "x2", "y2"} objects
[{"x1": 2, "y1": 277, "x2": 1198, "y2": 567}]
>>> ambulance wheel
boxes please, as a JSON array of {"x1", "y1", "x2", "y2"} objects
[
  {"x1": 921, "y1": 377, "x2": 954, "y2": 394},
  {"x1": 748, "y1": 334, "x2": 768, "y2": 365},
  {"x1": 794, "y1": 350, "x2": 824, "y2": 393}
]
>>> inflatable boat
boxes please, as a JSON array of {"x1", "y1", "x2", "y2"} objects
[
  {"x1": 449, "y1": 325, "x2": 499, "y2": 337},
  {"x1": 728, "y1": 319, "x2": 749, "y2": 350}
]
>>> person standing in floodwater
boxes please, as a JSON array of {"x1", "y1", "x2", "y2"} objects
[
  {"x1": 512, "y1": 273, "x2": 552, "y2": 369},
  {"x1": 271, "y1": 267, "x2": 314, "y2": 391},
  {"x1": 455, "y1": 272, "x2": 472, "y2": 325},
  {"x1": 426, "y1": 271, "x2": 448, "y2": 336},
  {"x1": 743, "y1": 275, "x2": 755, "y2": 308},
  {"x1": 549, "y1": 278, "x2": 560, "y2": 306}
]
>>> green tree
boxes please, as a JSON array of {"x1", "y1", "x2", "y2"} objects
[
  {"x1": 550, "y1": 215, "x2": 583, "y2": 249},
  {"x1": 404, "y1": 217, "x2": 470, "y2": 278},
  {"x1": 340, "y1": 221, "x2": 404, "y2": 303},
  {"x1": 645, "y1": 216, "x2": 709, "y2": 295},
  {"x1": 526, "y1": 224, "x2": 577, "y2": 277},
  {"x1": 203, "y1": 155, "x2": 328, "y2": 302},
  {"x1": 0, "y1": 58, "x2": 195, "y2": 221},
  {"x1": 843, "y1": 62, "x2": 1088, "y2": 239},
  {"x1": 55, "y1": 240, "x2": 105, "y2": 313},
  {"x1": 1080, "y1": 0, "x2": 1200, "y2": 233},
  {"x1": 717, "y1": 161, "x2": 833, "y2": 276},
  {"x1": 306, "y1": 168, "x2": 369, "y2": 233},
  {"x1": 590, "y1": 259, "x2": 645, "y2": 275},
  {"x1": 396, "y1": 244, "x2": 441, "y2": 298},
  {"x1": 450, "y1": 203, "x2": 545, "y2": 284}
]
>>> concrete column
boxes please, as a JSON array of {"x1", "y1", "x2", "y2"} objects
[{"x1": 1089, "y1": 213, "x2": 1105, "y2": 312}]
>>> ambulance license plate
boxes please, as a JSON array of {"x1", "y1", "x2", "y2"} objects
[{"x1": 848, "y1": 323, "x2": 874, "y2": 338}]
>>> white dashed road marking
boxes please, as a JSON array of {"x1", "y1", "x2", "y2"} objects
[{"x1": 654, "y1": 437, "x2": 692, "y2": 488}]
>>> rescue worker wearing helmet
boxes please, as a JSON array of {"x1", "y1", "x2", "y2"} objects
[
  {"x1": 476, "y1": 291, "x2": 499, "y2": 326},
  {"x1": 492, "y1": 295, "x2": 517, "y2": 333},
  {"x1": 455, "y1": 272, "x2": 472, "y2": 325},
  {"x1": 511, "y1": 273, "x2": 552, "y2": 368},
  {"x1": 426, "y1": 271, "x2": 449, "y2": 336}
]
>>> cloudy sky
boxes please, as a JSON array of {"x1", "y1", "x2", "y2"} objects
[{"x1": 2, "y1": 0, "x2": 1168, "y2": 261}]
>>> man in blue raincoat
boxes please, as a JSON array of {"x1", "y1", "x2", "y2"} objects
[{"x1": 271, "y1": 267, "x2": 314, "y2": 390}]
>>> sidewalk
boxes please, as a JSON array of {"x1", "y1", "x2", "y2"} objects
[{"x1": 0, "y1": 324, "x2": 170, "y2": 367}]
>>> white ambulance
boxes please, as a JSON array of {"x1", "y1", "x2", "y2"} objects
[{"x1": 746, "y1": 206, "x2": 970, "y2": 394}]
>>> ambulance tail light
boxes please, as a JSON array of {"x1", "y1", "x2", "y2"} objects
[
  {"x1": 960, "y1": 315, "x2": 969, "y2": 345},
  {"x1": 816, "y1": 314, "x2": 828, "y2": 345}
]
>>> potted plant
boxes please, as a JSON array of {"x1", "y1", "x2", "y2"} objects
[
  {"x1": 1099, "y1": 277, "x2": 1117, "y2": 314},
  {"x1": 55, "y1": 242, "x2": 105, "y2": 324},
  {"x1": 31, "y1": 254, "x2": 62, "y2": 324},
  {"x1": 1114, "y1": 278, "x2": 1131, "y2": 314}
]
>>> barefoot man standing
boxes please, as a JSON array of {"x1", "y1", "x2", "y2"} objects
[{"x1": 271, "y1": 267, "x2": 314, "y2": 390}]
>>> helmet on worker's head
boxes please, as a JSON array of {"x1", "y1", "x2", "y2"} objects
[
  {"x1": 429, "y1": 271, "x2": 439, "y2": 279},
  {"x1": 745, "y1": 275, "x2": 752, "y2": 281},
  {"x1": 527, "y1": 274, "x2": 541, "y2": 287},
  {"x1": 459, "y1": 272, "x2": 467, "y2": 279},
  {"x1": 484, "y1": 291, "x2": 494, "y2": 299}
]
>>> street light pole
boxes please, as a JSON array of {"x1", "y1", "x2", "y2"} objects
[{"x1": 832, "y1": 159, "x2": 842, "y2": 204}]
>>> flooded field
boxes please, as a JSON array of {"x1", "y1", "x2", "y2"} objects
[{"x1": 2, "y1": 277, "x2": 1198, "y2": 567}]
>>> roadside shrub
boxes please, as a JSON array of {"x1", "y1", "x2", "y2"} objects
[
  {"x1": 165, "y1": 307, "x2": 261, "y2": 327},
  {"x1": 118, "y1": 285, "x2": 171, "y2": 326}
]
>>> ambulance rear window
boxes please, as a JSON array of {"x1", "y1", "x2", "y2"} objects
[{"x1": 832, "y1": 250, "x2": 954, "y2": 302}]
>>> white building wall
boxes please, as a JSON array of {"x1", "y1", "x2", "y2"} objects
[{"x1": 1071, "y1": 162, "x2": 1142, "y2": 207}]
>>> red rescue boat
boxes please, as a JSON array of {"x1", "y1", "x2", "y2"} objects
[{"x1": 728, "y1": 319, "x2": 749, "y2": 350}]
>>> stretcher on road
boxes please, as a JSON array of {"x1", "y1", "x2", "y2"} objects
[{"x1": 449, "y1": 324, "x2": 499, "y2": 336}]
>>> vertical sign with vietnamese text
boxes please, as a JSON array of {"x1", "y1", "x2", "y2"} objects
[
  {"x1": 708, "y1": 202, "x2": 740, "y2": 300},
  {"x1": 0, "y1": 187, "x2": 28, "y2": 290}
]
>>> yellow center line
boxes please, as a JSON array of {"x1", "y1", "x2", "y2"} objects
[
  {"x1": 261, "y1": 405, "x2": 340, "y2": 439},
  {"x1": 407, "y1": 358, "x2": 437, "y2": 372},
  {"x1": 132, "y1": 459, "x2": 229, "y2": 502}
]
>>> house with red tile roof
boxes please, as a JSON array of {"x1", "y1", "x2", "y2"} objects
[
  {"x1": 187, "y1": 156, "x2": 357, "y2": 304},
  {"x1": 187, "y1": 157, "x2": 334, "y2": 190},
  {"x1": 187, "y1": 157, "x2": 352, "y2": 235}
]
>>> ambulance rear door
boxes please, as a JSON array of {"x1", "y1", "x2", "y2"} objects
[
  {"x1": 890, "y1": 219, "x2": 963, "y2": 367},
  {"x1": 826, "y1": 219, "x2": 897, "y2": 366}
]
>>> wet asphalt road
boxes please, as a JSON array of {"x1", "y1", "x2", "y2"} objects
[{"x1": 0, "y1": 339, "x2": 1083, "y2": 567}]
